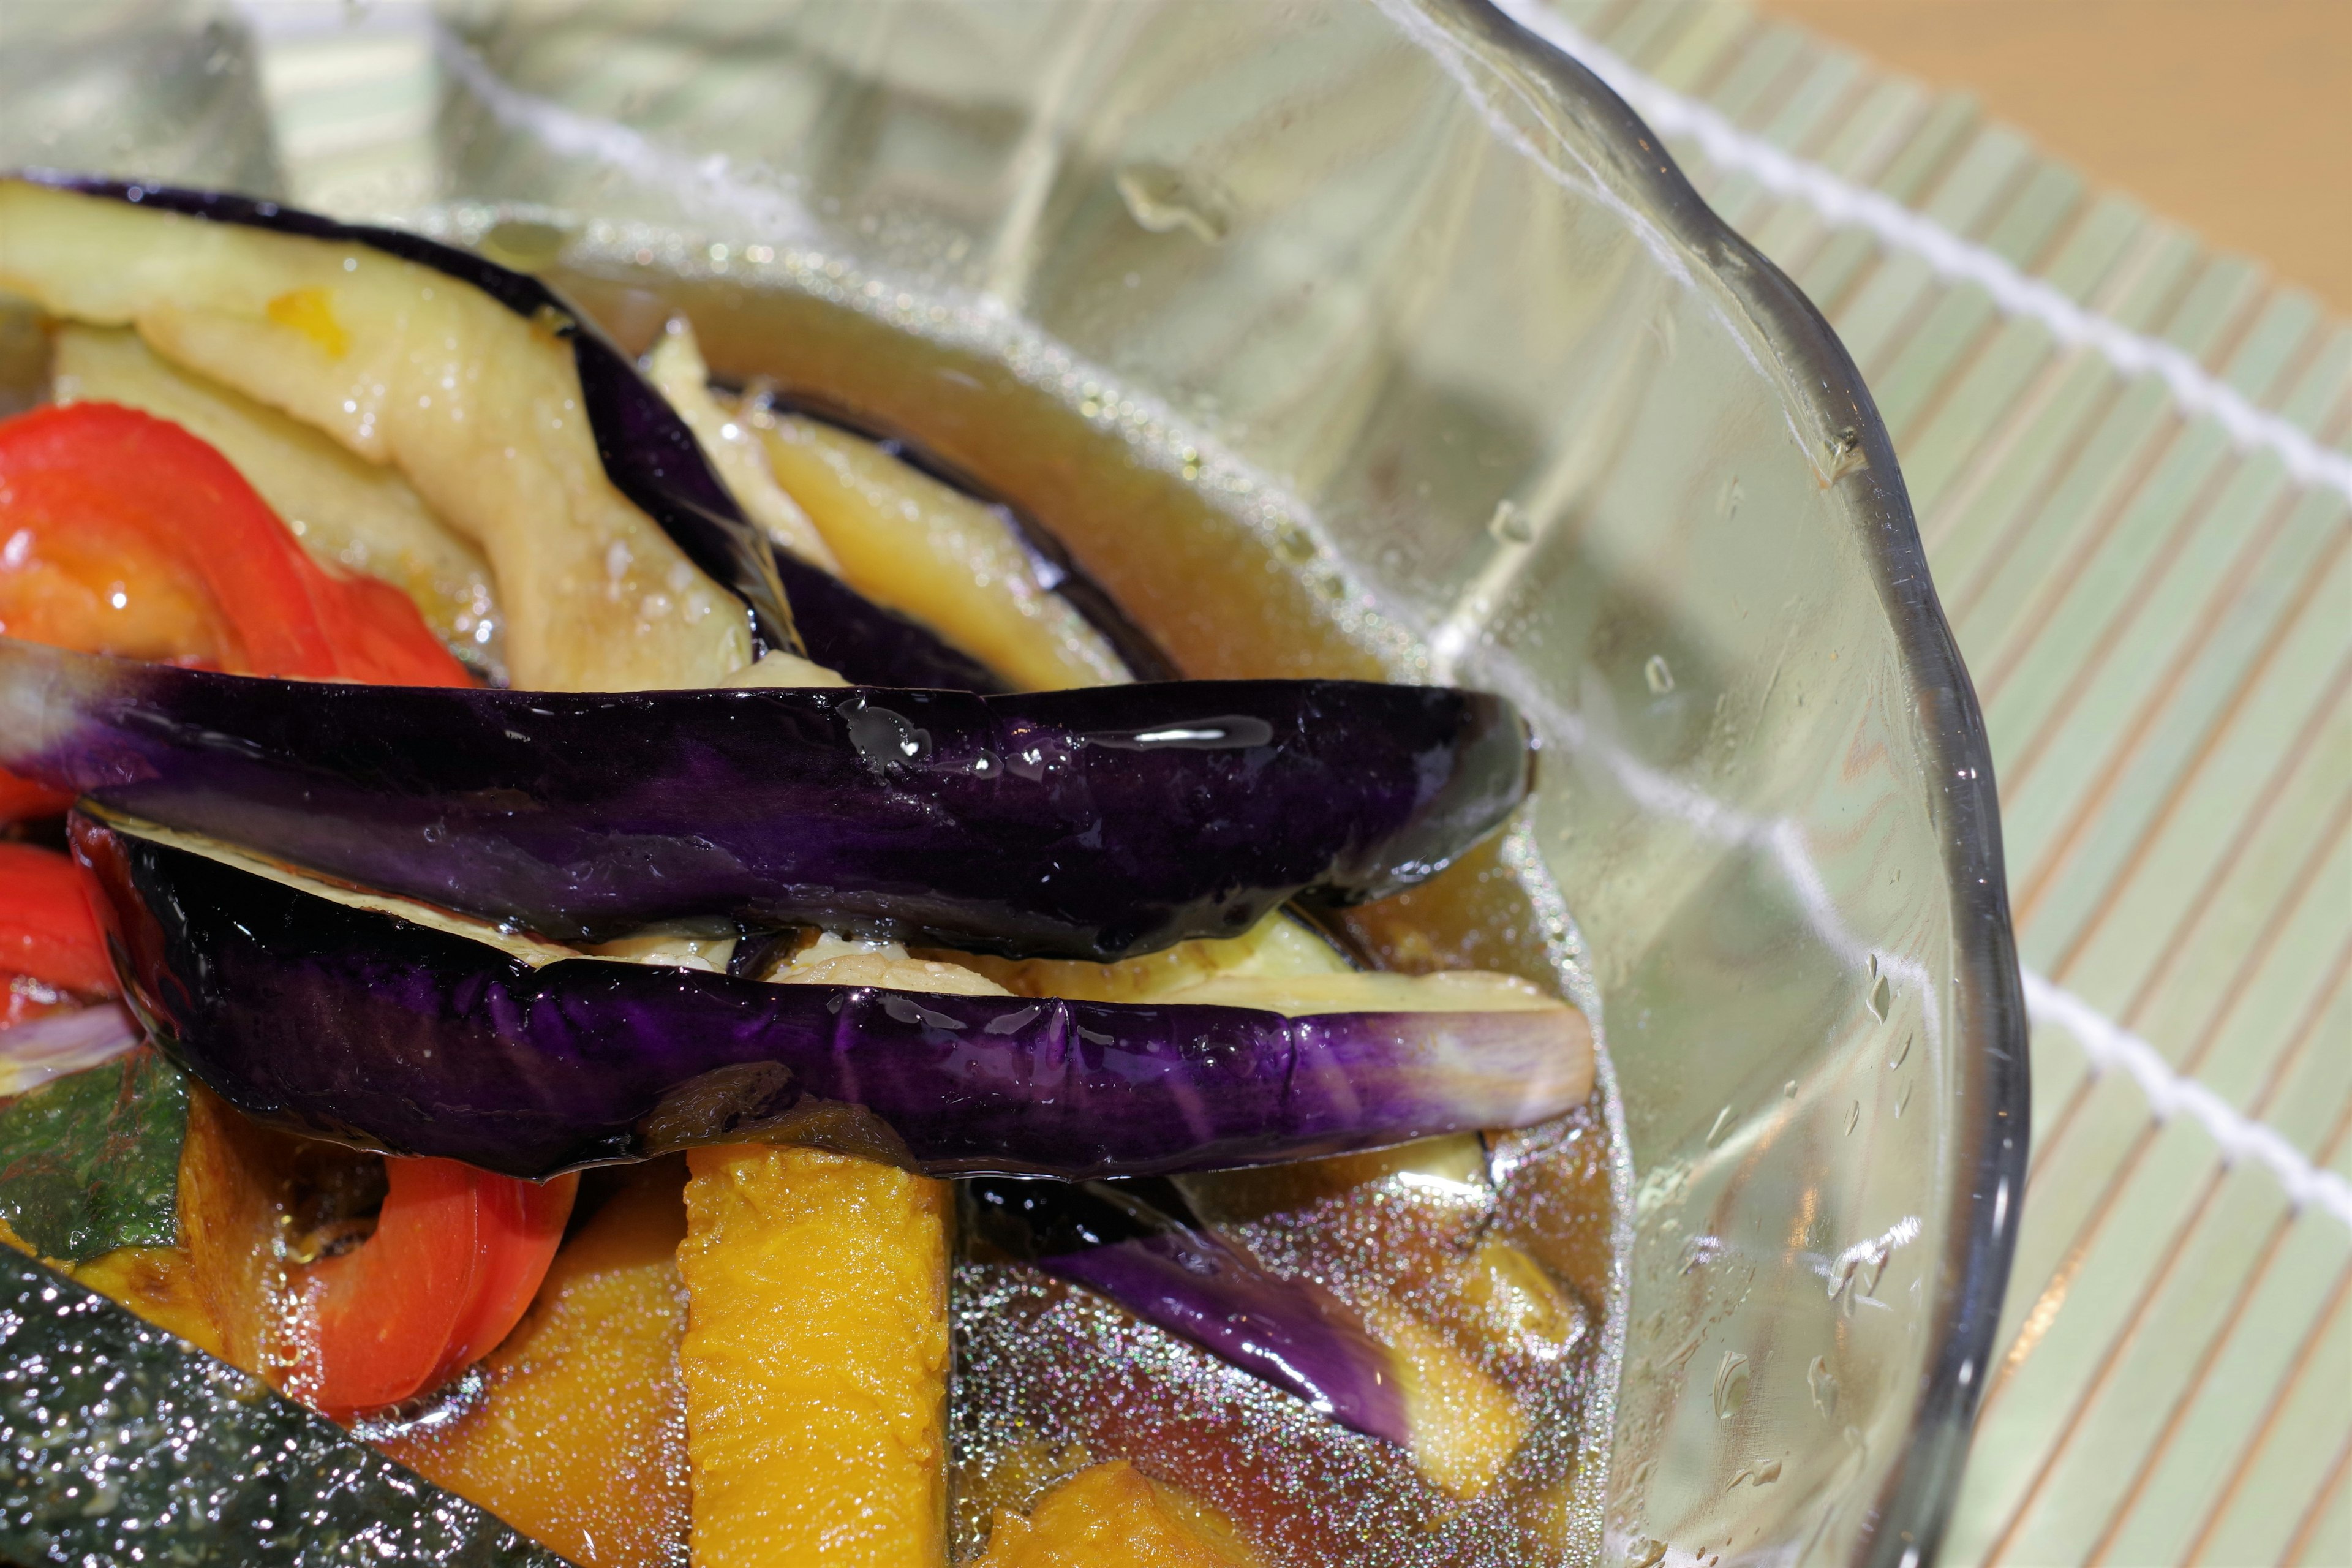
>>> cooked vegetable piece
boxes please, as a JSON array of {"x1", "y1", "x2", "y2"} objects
[
  {"x1": 958, "y1": 910, "x2": 1563, "y2": 1019},
  {"x1": 0, "y1": 178, "x2": 754, "y2": 690},
  {"x1": 0, "y1": 1246, "x2": 570, "y2": 1567},
  {"x1": 283, "y1": 1156, "x2": 578, "y2": 1416},
  {"x1": 9, "y1": 639, "x2": 1529, "y2": 956},
  {"x1": 0, "y1": 403, "x2": 470, "y2": 687},
  {"x1": 0, "y1": 1046, "x2": 187, "y2": 1262},
  {"x1": 1367, "y1": 1310, "x2": 1529, "y2": 1498},
  {"x1": 379, "y1": 1161, "x2": 692, "y2": 1568},
  {"x1": 0, "y1": 770, "x2": 70, "y2": 822},
  {"x1": 175, "y1": 1081, "x2": 303, "y2": 1378},
  {"x1": 80, "y1": 817, "x2": 1594, "y2": 1179},
  {"x1": 749, "y1": 407, "x2": 1129, "y2": 692},
  {"x1": 965, "y1": 1176, "x2": 1408, "y2": 1445},
  {"x1": 678, "y1": 1144, "x2": 948, "y2": 1568},
  {"x1": 770, "y1": 543, "x2": 1010, "y2": 690},
  {"x1": 944, "y1": 912, "x2": 1354, "y2": 1001},
  {"x1": 0, "y1": 842, "x2": 113, "y2": 995},
  {"x1": 4, "y1": 176, "x2": 1039, "y2": 692},
  {"x1": 0, "y1": 1000, "x2": 142, "y2": 1096},
  {"x1": 0, "y1": 1212, "x2": 222, "y2": 1360},
  {"x1": 973, "y1": 1460, "x2": 1264, "y2": 1568},
  {"x1": 1, "y1": 972, "x2": 70, "y2": 1031},
  {"x1": 641, "y1": 319, "x2": 838, "y2": 573},
  {"x1": 50, "y1": 325, "x2": 505, "y2": 679}
]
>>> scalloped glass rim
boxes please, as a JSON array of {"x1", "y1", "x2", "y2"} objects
[{"x1": 1456, "y1": 4, "x2": 2029, "y2": 1560}]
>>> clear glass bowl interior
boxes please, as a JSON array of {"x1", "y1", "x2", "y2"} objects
[{"x1": 0, "y1": 2, "x2": 2027, "y2": 1563}]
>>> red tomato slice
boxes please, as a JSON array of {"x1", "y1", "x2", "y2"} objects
[
  {"x1": 426, "y1": 1170, "x2": 581, "y2": 1387},
  {"x1": 0, "y1": 402, "x2": 560, "y2": 1403},
  {"x1": 0, "y1": 842, "x2": 116, "y2": 997},
  {"x1": 1, "y1": 402, "x2": 342, "y2": 673},
  {"x1": 289, "y1": 1159, "x2": 578, "y2": 1415},
  {"x1": 0, "y1": 402, "x2": 473, "y2": 819},
  {"x1": 0, "y1": 775, "x2": 73, "y2": 826}
]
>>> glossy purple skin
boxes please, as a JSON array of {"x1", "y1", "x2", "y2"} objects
[
  {"x1": 29, "y1": 174, "x2": 997, "y2": 690},
  {"x1": 967, "y1": 1177, "x2": 1408, "y2": 1444},
  {"x1": 7, "y1": 637, "x2": 1530, "y2": 957},
  {"x1": 81, "y1": 821, "x2": 1590, "y2": 1181},
  {"x1": 1042, "y1": 1237, "x2": 1408, "y2": 1445}
]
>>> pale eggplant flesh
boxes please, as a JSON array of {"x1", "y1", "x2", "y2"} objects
[
  {"x1": 77, "y1": 817, "x2": 1593, "y2": 1181},
  {"x1": 29, "y1": 175, "x2": 998, "y2": 690},
  {"x1": 963, "y1": 1175, "x2": 1409, "y2": 1446},
  {"x1": 7, "y1": 637, "x2": 1531, "y2": 957}
]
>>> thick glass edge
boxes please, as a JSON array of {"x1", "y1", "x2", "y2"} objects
[{"x1": 1444, "y1": 4, "x2": 2032, "y2": 1563}]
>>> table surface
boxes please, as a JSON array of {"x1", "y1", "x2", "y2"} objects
[
  {"x1": 1757, "y1": 0, "x2": 2352, "y2": 315},
  {"x1": 1531, "y1": 2, "x2": 2350, "y2": 1562}
]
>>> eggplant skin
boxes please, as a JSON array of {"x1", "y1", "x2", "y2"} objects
[
  {"x1": 966, "y1": 1177, "x2": 1408, "y2": 1445},
  {"x1": 32, "y1": 175, "x2": 1000, "y2": 689},
  {"x1": 78, "y1": 821, "x2": 1590, "y2": 1182},
  {"x1": 10, "y1": 639, "x2": 1532, "y2": 958}
]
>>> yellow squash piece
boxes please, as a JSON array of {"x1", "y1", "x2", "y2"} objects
[
  {"x1": 974, "y1": 1461, "x2": 1264, "y2": 1568},
  {"x1": 1373, "y1": 1310, "x2": 1529, "y2": 1498},
  {"x1": 677, "y1": 1145, "x2": 949, "y2": 1568},
  {"x1": 379, "y1": 1162, "x2": 693, "y2": 1568}
]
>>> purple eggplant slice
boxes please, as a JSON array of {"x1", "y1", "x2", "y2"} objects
[
  {"x1": 6, "y1": 637, "x2": 1531, "y2": 957},
  {"x1": 965, "y1": 1176, "x2": 1408, "y2": 1445},
  {"x1": 76, "y1": 817, "x2": 1593, "y2": 1181},
  {"x1": 17, "y1": 175, "x2": 1005, "y2": 689}
]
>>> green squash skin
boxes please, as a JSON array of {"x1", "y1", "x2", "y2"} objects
[
  {"x1": 0, "y1": 1249, "x2": 576, "y2": 1566},
  {"x1": 0, "y1": 1047, "x2": 187, "y2": 1262}
]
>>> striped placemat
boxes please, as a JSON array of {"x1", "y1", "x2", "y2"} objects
[
  {"x1": 230, "y1": 3, "x2": 2352, "y2": 1562},
  {"x1": 1496, "y1": 3, "x2": 2351, "y2": 1563}
]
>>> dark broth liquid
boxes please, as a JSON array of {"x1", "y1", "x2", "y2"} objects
[{"x1": 534, "y1": 239, "x2": 1626, "y2": 1567}]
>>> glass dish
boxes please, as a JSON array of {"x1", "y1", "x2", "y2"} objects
[{"x1": 0, "y1": 1, "x2": 2027, "y2": 1563}]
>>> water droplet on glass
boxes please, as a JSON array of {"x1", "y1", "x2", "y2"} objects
[
  {"x1": 1713, "y1": 1351, "x2": 1751, "y2": 1420},
  {"x1": 1705, "y1": 1104, "x2": 1734, "y2": 1145},
  {"x1": 1114, "y1": 162, "x2": 1234, "y2": 243},
  {"x1": 1719, "y1": 476, "x2": 1744, "y2": 521},
  {"x1": 1645, "y1": 654, "x2": 1675, "y2": 695},
  {"x1": 1754, "y1": 1457, "x2": 1783, "y2": 1485},
  {"x1": 1783, "y1": 1079, "x2": 1800, "y2": 1099},
  {"x1": 1890, "y1": 1031, "x2": 1913, "y2": 1069},
  {"x1": 1844, "y1": 1101, "x2": 1861, "y2": 1136},
  {"x1": 1487, "y1": 497, "x2": 1533, "y2": 544},
  {"x1": 478, "y1": 219, "x2": 572, "y2": 274},
  {"x1": 1808, "y1": 1355, "x2": 1839, "y2": 1417},
  {"x1": 1272, "y1": 521, "x2": 1317, "y2": 565},
  {"x1": 1823, "y1": 425, "x2": 1868, "y2": 481},
  {"x1": 1648, "y1": 306, "x2": 1678, "y2": 358},
  {"x1": 1868, "y1": 973, "x2": 1893, "y2": 1021}
]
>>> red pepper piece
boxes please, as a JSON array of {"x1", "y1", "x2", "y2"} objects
[
  {"x1": 0, "y1": 402, "x2": 473, "y2": 818},
  {"x1": 0, "y1": 842, "x2": 115, "y2": 997},
  {"x1": 288, "y1": 1158, "x2": 579, "y2": 1416}
]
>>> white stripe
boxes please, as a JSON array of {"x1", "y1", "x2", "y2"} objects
[
  {"x1": 2022, "y1": 971, "x2": 2352, "y2": 1227},
  {"x1": 1491, "y1": 0, "x2": 2352, "y2": 503},
  {"x1": 1473, "y1": 651, "x2": 2351, "y2": 1233}
]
